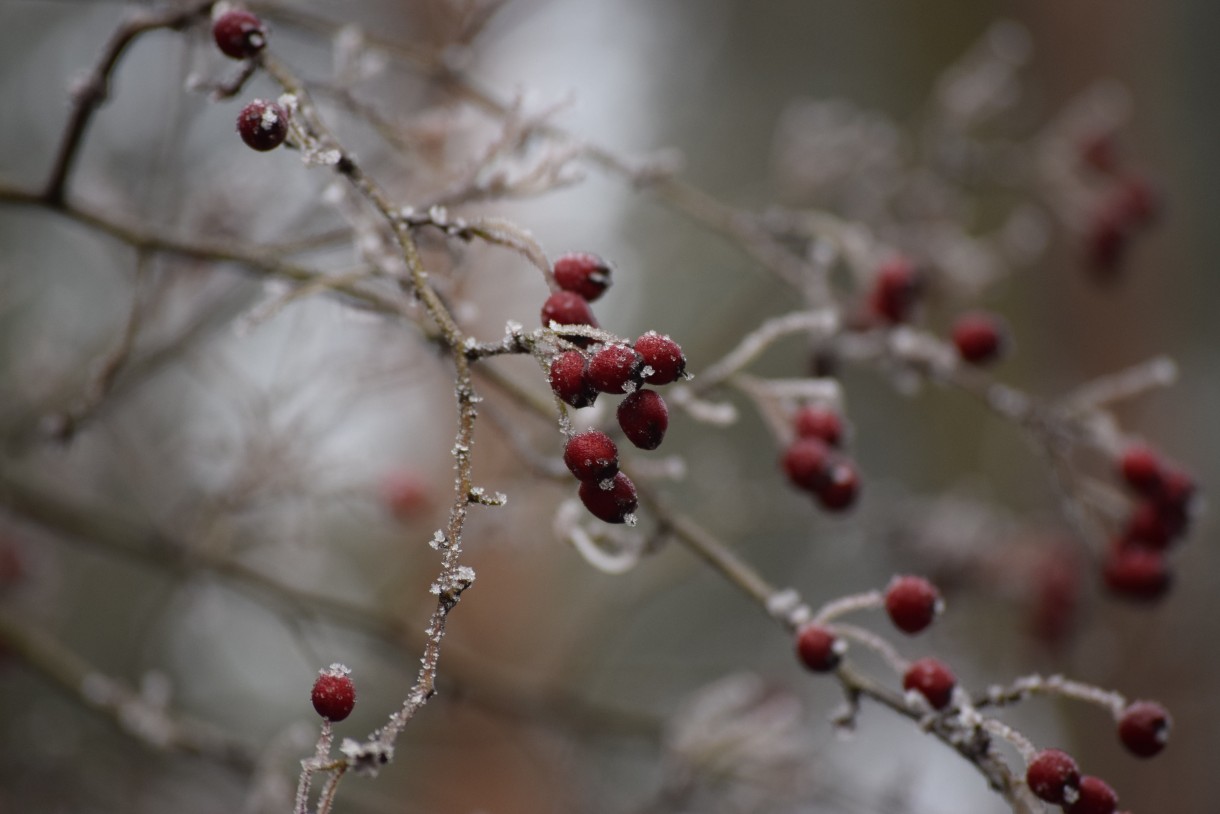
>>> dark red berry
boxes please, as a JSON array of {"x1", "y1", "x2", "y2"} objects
[
  {"x1": 902, "y1": 657, "x2": 956, "y2": 710},
  {"x1": 578, "y1": 472, "x2": 638, "y2": 524},
  {"x1": 617, "y1": 389, "x2": 668, "y2": 450},
  {"x1": 1123, "y1": 500, "x2": 1176, "y2": 550},
  {"x1": 237, "y1": 99, "x2": 289, "y2": 151},
  {"x1": 1065, "y1": 775, "x2": 1118, "y2": 814},
  {"x1": 951, "y1": 311, "x2": 1008, "y2": 365},
  {"x1": 885, "y1": 575, "x2": 941, "y2": 635},
  {"x1": 816, "y1": 456, "x2": 859, "y2": 511},
  {"x1": 792, "y1": 404, "x2": 843, "y2": 446},
  {"x1": 795, "y1": 624, "x2": 843, "y2": 672},
  {"x1": 541, "y1": 291, "x2": 599, "y2": 336},
  {"x1": 553, "y1": 252, "x2": 612, "y2": 301},
  {"x1": 563, "y1": 431, "x2": 619, "y2": 482},
  {"x1": 633, "y1": 332, "x2": 687, "y2": 385},
  {"x1": 212, "y1": 9, "x2": 267, "y2": 60},
  {"x1": 1025, "y1": 748, "x2": 1081, "y2": 804},
  {"x1": 1103, "y1": 545, "x2": 1171, "y2": 601},
  {"x1": 1118, "y1": 700, "x2": 1171, "y2": 758},
  {"x1": 587, "y1": 344, "x2": 644, "y2": 394},
  {"x1": 381, "y1": 471, "x2": 432, "y2": 520},
  {"x1": 311, "y1": 664, "x2": 356, "y2": 722},
  {"x1": 1115, "y1": 174, "x2": 1160, "y2": 227},
  {"x1": 1119, "y1": 444, "x2": 1163, "y2": 496},
  {"x1": 549, "y1": 351, "x2": 597, "y2": 408},
  {"x1": 868, "y1": 256, "x2": 920, "y2": 324},
  {"x1": 1084, "y1": 208, "x2": 1131, "y2": 278},
  {"x1": 781, "y1": 437, "x2": 831, "y2": 492},
  {"x1": 1158, "y1": 466, "x2": 1196, "y2": 512}
]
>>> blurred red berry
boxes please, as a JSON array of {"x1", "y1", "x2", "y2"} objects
[
  {"x1": 1065, "y1": 775, "x2": 1118, "y2": 814},
  {"x1": 903, "y1": 657, "x2": 956, "y2": 710},
  {"x1": 795, "y1": 624, "x2": 843, "y2": 672},
  {"x1": 213, "y1": 9, "x2": 267, "y2": 60},
  {"x1": 553, "y1": 252, "x2": 612, "y2": 301},
  {"x1": 1026, "y1": 748, "x2": 1081, "y2": 804},
  {"x1": 815, "y1": 456, "x2": 860, "y2": 511},
  {"x1": 782, "y1": 438, "x2": 831, "y2": 492},
  {"x1": 380, "y1": 471, "x2": 432, "y2": 520},
  {"x1": 1103, "y1": 544, "x2": 1171, "y2": 601},
  {"x1": 951, "y1": 311, "x2": 1008, "y2": 365},
  {"x1": 1118, "y1": 444, "x2": 1163, "y2": 496},
  {"x1": 885, "y1": 575, "x2": 941, "y2": 635},
  {"x1": 1117, "y1": 700, "x2": 1171, "y2": 758},
  {"x1": 792, "y1": 404, "x2": 844, "y2": 446},
  {"x1": 868, "y1": 256, "x2": 920, "y2": 324},
  {"x1": 237, "y1": 99, "x2": 289, "y2": 151}
]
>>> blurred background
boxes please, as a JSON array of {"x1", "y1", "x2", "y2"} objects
[{"x1": 1, "y1": 1, "x2": 1217, "y2": 812}]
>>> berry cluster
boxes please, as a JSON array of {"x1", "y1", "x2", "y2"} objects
[
  {"x1": 780, "y1": 404, "x2": 860, "y2": 511},
  {"x1": 544, "y1": 253, "x2": 687, "y2": 524},
  {"x1": 1105, "y1": 443, "x2": 1195, "y2": 601},
  {"x1": 1078, "y1": 131, "x2": 1161, "y2": 278},
  {"x1": 212, "y1": 10, "x2": 292, "y2": 153}
]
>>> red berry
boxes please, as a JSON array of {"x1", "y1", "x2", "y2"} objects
[
  {"x1": 587, "y1": 344, "x2": 644, "y2": 394},
  {"x1": 563, "y1": 431, "x2": 619, "y2": 482},
  {"x1": 380, "y1": 471, "x2": 432, "y2": 520},
  {"x1": 212, "y1": 9, "x2": 267, "y2": 60},
  {"x1": 549, "y1": 351, "x2": 597, "y2": 409},
  {"x1": 950, "y1": 311, "x2": 1008, "y2": 365},
  {"x1": 795, "y1": 624, "x2": 843, "y2": 672},
  {"x1": 1025, "y1": 748, "x2": 1081, "y2": 804},
  {"x1": 885, "y1": 575, "x2": 941, "y2": 635},
  {"x1": 578, "y1": 471, "x2": 638, "y2": 524},
  {"x1": 1118, "y1": 700, "x2": 1171, "y2": 758},
  {"x1": 617, "y1": 389, "x2": 669, "y2": 450},
  {"x1": 1079, "y1": 131, "x2": 1119, "y2": 174},
  {"x1": 781, "y1": 437, "x2": 831, "y2": 492},
  {"x1": 1118, "y1": 444, "x2": 1163, "y2": 496},
  {"x1": 1115, "y1": 174, "x2": 1160, "y2": 227},
  {"x1": 792, "y1": 404, "x2": 843, "y2": 446},
  {"x1": 633, "y1": 332, "x2": 687, "y2": 385},
  {"x1": 1123, "y1": 500, "x2": 1176, "y2": 550},
  {"x1": 237, "y1": 99, "x2": 289, "y2": 152},
  {"x1": 902, "y1": 657, "x2": 956, "y2": 710},
  {"x1": 816, "y1": 456, "x2": 860, "y2": 511},
  {"x1": 553, "y1": 252, "x2": 612, "y2": 301},
  {"x1": 541, "y1": 291, "x2": 599, "y2": 336},
  {"x1": 868, "y1": 256, "x2": 920, "y2": 324},
  {"x1": 1103, "y1": 545, "x2": 1171, "y2": 601},
  {"x1": 1084, "y1": 208, "x2": 1131, "y2": 278},
  {"x1": 1158, "y1": 466, "x2": 1196, "y2": 512},
  {"x1": 1065, "y1": 775, "x2": 1118, "y2": 814},
  {"x1": 311, "y1": 664, "x2": 356, "y2": 722}
]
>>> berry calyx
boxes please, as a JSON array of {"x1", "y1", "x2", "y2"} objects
[
  {"x1": 868, "y1": 256, "x2": 921, "y2": 325},
  {"x1": 549, "y1": 351, "x2": 597, "y2": 409},
  {"x1": 902, "y1": 657, "x2": 956, "y2": 711},
  {"x1": 311, "y1": 664, "x2": 356, "y2": 722},
  {"x1": 795, "y1": 624, "x2": 844, "y2": 672},
  {"x1": 237, "y1": 99, "x2": 289, "y2": 152},
  {"x1": 633, "y1": 332, "x2": 687, "y2": 385},
  {"x1": 884, "y1": 575, "x2": 942, "y2": 635},
  {"x1": 212, "y1": 9, "x2": 267, "y2": 60},
  {"x1": 781, "y1": 438, "x2": 831, "y2": 492},
  {"x1": 553, "y1": 252, "x2": 612, "y2": 301},
  {"x1": 1103, "y1": 544, "x2": 1171, "y2": 601},
  {"x1": 1117, "y1": 700, "x2": 1171, "y2": 758},
  {"x1": 951, "y1": 311, "x2": 1008, "y2": 366},
  {"x1": 578, "y1": 472, "x2": 638, "y2": 524},
  {"x1": 815, "y1": 456, "x2": 860, "y2": 511},
  {"x1": 1025, "y1": 748, "x2": 1081, "y2": 804},
  {"x1": 563, "y1": 431, "x2": 619, "y2": 482},
  {"x1": 1118, "y1": 444, "x2": 1163, "y2": 496},
  {"x1": 541, "y1": 291, "x2": 599, "y2": 336},
  {"x1": 1065, "y1": 775, "x2": 1118, "y2": 814},
  {"x1": 617, "y1": 389, "x2": 669, "y2": 450},
  {"x1": 792, "y1": 404, "x2": 844, "y2": 447},
  {"x1": 587, "y1": 344, "x2": 644, "y2": 394}
]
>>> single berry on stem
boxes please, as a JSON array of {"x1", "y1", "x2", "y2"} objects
[
  {"x1": 868, "y1": 256, "x2": 920, "y2": 324},
  {"x1": 212, "y1": 9, "x2": 267, "y2": 60},
  {"x1": 815, "y1": 456, "x2": 859, "y2": 511},
  {"x1": 902, "y1": 657, "x2": 956, "y2": 711},
  {"x1": 884, "y1": 575, "x2": 942, "y2": 635},
  {"x1": 1065, "y1": 775, "x2": 1119, "y2": 814},
  {"x1": 549, "y1": 351, "x2": 597, "y2": 409},
  {"x1": 795, "y1": 624, "x2": 843, "y2": 672},
  {"x1": 781, "y1": 438, "x2": 831, "y2": 493},
  {"x1": 617, "y1": 389, "x2": 669, "y2": 450},
  {"x1": 563, "y1": 431, "x2": 619, "y2": 482},
  {"x1": 553, "y1": 252, "x2": 612, "y2": 301},
  {"x1": 311, "y1": 664, "x2": 356, "y2": 722},
  {"x1": 792, "y1": 404, "x2": 843, "y2": 446},
  {"x1": 950, "y1": 311, "x2": 1008, "y2": 365},
  {"x1": 237, "y1": 99, "x2": 289, "y2": 152},
  {"x1": 578, "y1": 472, "x2": 638, "y2": 524},
  {"x1": 1117, "y1": 700, "x2": 1171, "y2": 758},
  {"x1": 1025, "y1": 748, "x2": 1081, "y2": 804},
  {"x1": 587, "y1": 344, "x2": 644, "y2": 394},
  {"x1": 633, "y1": 332, "x2": 687, "y2": 385}
]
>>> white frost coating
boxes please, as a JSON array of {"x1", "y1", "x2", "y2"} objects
[
  {"x1": 554, "y1": 499, "x2": 642, "y2": 574},
  {"x1": 339, "y1": 738, "x2": 394, "y2": 776},
  {"x1": 668, "y1": 386, "x2": 738, "y2": 426},
  {"x1": 429, "y1": 529, "x2": 447, "y2": 550}
]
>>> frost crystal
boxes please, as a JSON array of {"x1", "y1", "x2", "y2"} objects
[
  {"x1": 430, "y1": 529, "x2": 447, "y2": 550},
  {"x1": 339, "y1": 738, "x2": 394, "y2": 776}
]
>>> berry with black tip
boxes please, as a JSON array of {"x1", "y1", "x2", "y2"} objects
[
  {"x1": 549, "y1": 351, "x2": 597, "y2": 408},
  {"x1": 782, "y1": 437, "x2": 831, "y2": 493},
  {"x1": 587, "y1": 344, "x2": 644, "y2": 394},
  {"x1": 1103, "y1": 544, "x2": 1171, "y2": 601},
  {"x1": 237, "y1": 99, "x2": 289, "y2": 152},
  {"x1": 1118, "y1": 700, "x2": 1171, "y2": 758},
  {"x1": 1065, "y1": 775, "x2": 1118, "y2": 814},
  {"x1": 213, "y1": 9, "x2": 267, "y2": 60},
  {"x1": 563, "y1": 431, "x2": 619, "y2": 482},
  {"x1": 885, "y1": 575, "x2": 941, "y2": 635},
  {"x1": 541, "y1": 291, "x2": 599, "y2": 336},
  {"x1": 793, "y1": 404, "x2": 843, "y2": 446},
  {"x1": 617, "y1": 389, "x2": 668, "y2": 450},
  {"x1": 869, "y1": 256, "x2": 921, "y2": 324},
  {"x1": 951, "y1": 311, "x2": 1008, "y2": 365},
  {"x1": 816, "y1": 456, "x2": 860, "y2": 511},
  {"x1": 795, "y1": 624, "x2": 843, "y2": 673},
  {"x1": 1025, "y1": 748, "x2": 1080, "y2": 804},
  {"x1": 902, "y1": 657, "x2": 956, "y2": 710},
  {"x1": 311, "y1": 664, "x2": 356, "y2": 722},
  {"x1": 634, "y1": 332, "x2": 687, "y2": 385},
  {"x1": 553, "y1": 252, "x2": 612, "y2": 301},
  {"x1": 578, "y1": 472, "x2": 638, "y2": 524}
]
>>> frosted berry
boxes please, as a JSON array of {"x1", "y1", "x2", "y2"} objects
[
  {"x1": 549, "y1": 351, "x2": 597, "y2": 408},
  {"x1": 868, "y1": 256, "x2": 920, "y2": 324},
  {"x1": 1065, "y1": 775, "x2": 1118, "y2": 814},
  {"x1": 311, "y1": 664, "x2": 356, "y2": 722},
  {"x1": 792, "y1": 404, "x2": 843, "y2": 447},
  {"x1": 563, "y1": 431, "x2": 619, "y2": 482},
  {"x1": 541, "y1": 291, "x2": 599, "y2": 335},
  {"x1": 1118, "y1": 444, "x2": 1163, "y2": 496},
  {"x1": 1025, "y1": 749, "x2": 1080, "y2": 804},
  {"x1": 1103, "y1": 545, "x2": 1171, "y2": 601},
  {"x1": 902, "y1": 657, "x2": 956, "y2": 710},
  {"x1": 553, "y1": 252, "x2": 612, "y2": 301},
  {"x1": 617, "y1": 389, "x2": 668, "y2": 450},
  {"x1": 816, "y1": 456, "x2": 860, "y2": 511},
  {"x1": 212, "y1": 9, "x2": 267, "y2": 60},
  {"x1": 578, "y1": 472, "x2": 638, "y2": 524},
  {"x1": 782, "y1": 437, "x2": 831, "y2": 492},
  {"x1": 795, "y1": 624, "x2": 843, "y2": 673},
  {"x1": 587, "y1": 344, "x2": 644, "y2": 394},
  {"x1": 633, "y1": 332, "x2": 687, "y2": 385},
  {"x1": 1118, "y1": 700, "x2": 1171, "y2": 758},
  {"x1": 885, "y1": 575, "x2": 941, "y2": 635},
  {"x1": 237, "y1": 99, "x2": 289, "y2": 152},
  {"x1": 951, "y1": 311, "x2": 1008, "y2": 365}
]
